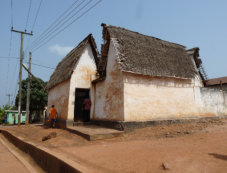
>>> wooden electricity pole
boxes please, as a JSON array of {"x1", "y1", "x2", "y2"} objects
[
  {"x1": 11, "y1": 27, "x2": 32, "y2": 126},
  {"x1": 25, "y1": 52, "x2": 32, "y2": 125},
  {"x1": 6, "y1": 94, "x2": 12, "y2": 106}
]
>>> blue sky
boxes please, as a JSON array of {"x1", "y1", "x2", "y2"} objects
[{"x1": 0, "y1": 0, "x2": 227, "y2": 106}]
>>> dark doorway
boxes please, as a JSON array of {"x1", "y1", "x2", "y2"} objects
[{"x1": 74, "y1": 88, "x2": 90, "y2": 122}]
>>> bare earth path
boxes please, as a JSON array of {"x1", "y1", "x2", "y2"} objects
[
  {"x1": 0, "y1": 137, "x2": 29, "y2": 173},
  {"x1": 2, "y1": 119, "x2": 227, "y2": 173}
]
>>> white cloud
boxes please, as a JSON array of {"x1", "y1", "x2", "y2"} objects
[{"x1": 49, "y1": 44, "x2": 73, "y2": 56}]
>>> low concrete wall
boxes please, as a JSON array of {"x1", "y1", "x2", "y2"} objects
[{"x1": 0, "y1": 129, "x2": 82, "y2": 173}]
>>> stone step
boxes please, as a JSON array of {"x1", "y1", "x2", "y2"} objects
[{"x1": 67, "y1": 125, "x2": 124, "y2": 141}]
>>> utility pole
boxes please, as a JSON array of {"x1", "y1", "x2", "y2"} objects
[
  {"x1": 6, "y1": 94, "x2": 12, "y2": 106},
  {"x1": 25, "y1": 52, "x2": 32, "y2": 125},
  {"x1": 11, "y1": 27, "x2": 33, "y2": 127},
  {"x1": 22, "y1": 64, "x2": 46, "y2": 91}
]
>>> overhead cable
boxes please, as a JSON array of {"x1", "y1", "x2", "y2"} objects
[
  {"x1": 0, "y1": 56, "x2": 19, "y2": 59},
  {"x1": 31, "y1": 0, "x2": 43, "y2": 31},
  {"x1": 25, "y1": 0, "x2": 32, "y2": 30},
  {"x1": 11, "y1": 0, "x2": 13, "y2": 27},
  {"x1": 27, "y1": 0, "x2": 82, "y2": 51},
  {"x1": 29, "y1": 62, "x2": 55, "y2": 69},
  {"x1": 25, "y1": 0, "x2": 43, "y2": 53},
  {"x1": 32, "y1": 0, "x2": 102, "y2": 52}
]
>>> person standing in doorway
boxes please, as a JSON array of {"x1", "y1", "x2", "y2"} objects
[
  {"x1": 83, "y1": 94, "x2": 91, "y2": 122},
  {"x1": 49, "y1": 105, "x2": 57, "y2": 128}
]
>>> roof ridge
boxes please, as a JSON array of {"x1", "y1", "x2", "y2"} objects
[
  {"x1": 97, "y1": 23, "x2": 198, "y2": 80},
  {"x1": 101, "y1": 23, "x2": 186, "y2": 48}
]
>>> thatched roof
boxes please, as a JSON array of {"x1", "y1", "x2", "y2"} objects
[
  {"x1": 97, "y1": 24, "x2": 198, "y2": 80},
  {"x1": 187, "y1": 47, "x2": 202, "y2": 68},
  {"x1": 46, "y1": 34, "x2": 99, "y2": 90}
]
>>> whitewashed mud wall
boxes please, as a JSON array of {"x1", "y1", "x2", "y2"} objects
[
  {"x1": 199, "y1": 87, "x2": 227, "y2": 116},
  {"x1": 123, "y1": 72, "x2": 227, "y2": 121},
  {"x1": 123, "y1": 73, "x2": 203, "y2": 121},
  {"x1": 67, "y1": 43, "x2": 97, "y2": 120},
  {"x1": 91, "y1": 41, "x2": 124, "y2": 121},
  {"x1": 47, "y1": 79, "x2": 70, "y2": 120}
]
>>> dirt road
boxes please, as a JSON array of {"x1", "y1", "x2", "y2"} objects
[
  {"x1": 2, "y1": 119, "x2": 227, "y2": 173},
  {"x1": 0, "y1": 137, "x2": 29, "y2": 173}
]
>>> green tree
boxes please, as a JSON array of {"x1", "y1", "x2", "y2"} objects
[
  {"x1": 15, "y1": 77, "x2": 48, "y2": 113},
  {"x1": 0, "y1": 105, "x2": 10, "y2": 124}
]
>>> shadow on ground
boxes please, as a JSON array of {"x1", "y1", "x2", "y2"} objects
[{"x1": 209, "y1": 153, "x2": 227, "y2": 161}]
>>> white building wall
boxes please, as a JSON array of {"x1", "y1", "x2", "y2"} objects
[
  {"x1": 67, "y1": 43, "x2": 97, "y2": 120},
  {"x1": 199, "y1": 87, "x2": 227, "y2": 116},
  {"x1": 91, "y1": 40, "x2": 124, "y2": 121},
  {"x1": 123, "y1": 72, "x2": 227, "y2": 121},
  {"x1": 47, "y1": 79, "x2": 70, "y2": 120},
  {"x1": 123, "y1": 73, "x2": 202, "y2": 121}
]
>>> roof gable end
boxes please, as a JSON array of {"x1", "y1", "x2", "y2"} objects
[{"x1": 47, "y1": 34, "x2": 99, "y2": 90}]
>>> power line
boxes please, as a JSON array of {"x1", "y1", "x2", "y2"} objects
[
  {"x1": 29, "y1": 0, "x2": 84, "y2": 51},
  {"x1": 27, "y1": 0, "x2": 81, "y2": 50},
  {"x1": 33, "y1": 0, "x2": 102, "y2": 52},
  {"x1": 6, "y1": 32, "x2": 13, "y2": 95},
  {"x1": 6, "y1": 31, "x2": 13, "y2": 94},
  {"x1": 8, "y1": 0, "x2": 14, "y2": 95},
  {"x1": 8, "y1": 32, "x2": 13, "y2": 56},
  {"x1": 27, "y1": 0, "x2": 82, "y2": 51},
  {"x1": 6, "y1": 94, "x2": 12, "y2": 106},
  {"x1": 32, "y1": 0, "x2": 102, "y2": 52},
  {"x1": 25, "y1": 0, "x2": 32, "y2": 30},
  {"x1": 0, "y1": 56, "x2": 55, "y2": 69},
  {"x1": 25, "y1": 0, "x2": 43, "y2": 53},
  {"x1": 8, "y1": 57, "x2": 19, "y2": 106},
  {"x1": 11, "y1": 0, "x2": 13, "y2": 27},
  {"x1": 31, "y1": 0, "x2": 43, "y2": 31},
  {"x1": 0, "y1": 56, "x2": 19, "y2": 59},
  {"x1": 29, "y1": 62, "x2": 55, "y2": 69},
  {"x1": 12, "y1": 76, "x2": 19, "y2": 106},
  {"x1": 9, "y1": 58, "x2": 19, "y2": 96}
]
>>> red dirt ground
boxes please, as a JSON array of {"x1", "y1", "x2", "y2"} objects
[
  {"x1": 2, "y1": 119, "x2": 227, "y2": 173},
  {"x1": 0, "y1": 137, "x2": 29, "y2": 173}
]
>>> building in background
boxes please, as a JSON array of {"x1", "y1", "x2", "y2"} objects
[{"x1": 5, "y1": 110, "x2": 26, "y2": 125}]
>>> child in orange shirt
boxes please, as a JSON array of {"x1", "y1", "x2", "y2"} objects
[{"x1": 49, "y1": 105, "x2": 57, "y2": 128}]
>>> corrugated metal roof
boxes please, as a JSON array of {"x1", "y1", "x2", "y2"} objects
[{"x1": 205, "y1": 76, "x2": 227, "y2": 86}]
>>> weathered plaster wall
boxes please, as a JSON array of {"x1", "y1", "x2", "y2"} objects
[
  {"x1": 123, "y1": 73, "x2": 227, "y2": 121},
  {"x1": 123, "y1": 73, "x2": 203, "y2": 121},
  {"x1": 199, "y1": 87, "x2": 227, "y2": 116},
  {"x1": 91, "y1": 40, "x2": 124, "y2": 121},
  {"x1": 206, "y1": 84, "x2": 227, "y2": 92},
  {"x1": 47, "y1": 79, "x2": 70, "y2": 120},
  {"x1": 67, "y1": 43, "x2": 97, "y2": 120}
]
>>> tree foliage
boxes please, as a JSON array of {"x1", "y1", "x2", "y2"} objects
[
  {"x1": 15, "y1": 77, "x2": 48, "y2": 112},
  {"x1": 0, "y1": 105, "x2": 10, "y2": 123}
]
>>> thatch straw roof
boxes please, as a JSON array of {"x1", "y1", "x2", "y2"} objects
[
  {"x1": 46, "y1": 34, "x2": 99, "y2": 90},
  {"x1": 98, "y1": 24, "x2": 198, "y2": 80}
]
